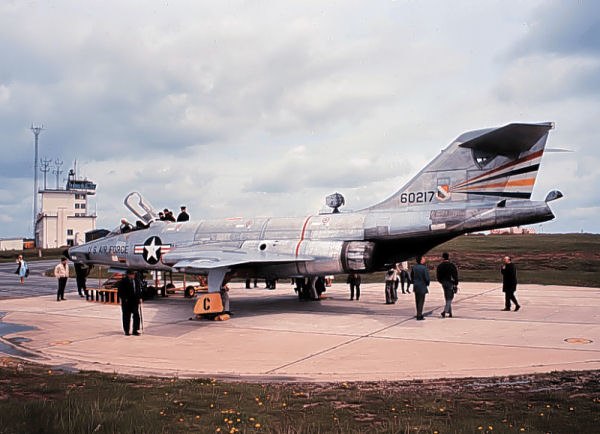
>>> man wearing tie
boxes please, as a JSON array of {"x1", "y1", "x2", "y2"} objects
[{"x1": 117, "y1": 270, "x2": 142, "y2": 336}]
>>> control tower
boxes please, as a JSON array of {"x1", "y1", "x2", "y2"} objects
[{"x1": 35, "y1": 168, "x2": 97, "y2": 248}]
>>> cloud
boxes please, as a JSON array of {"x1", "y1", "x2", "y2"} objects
[
  {"x1": 497, "y1": 2, "x2": 600, "y2": 103},
  {"x1": 508, "y1": 1, "x2": 600, "y2": 58},
  {"x1": 495, "y1": 54, "x2": 600, "y2": 103},
  {"x1": 0, "y1": 1, "x2": 599, "y2": 238}
]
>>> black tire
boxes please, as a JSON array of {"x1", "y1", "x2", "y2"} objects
[
  {"x1": 184, "y1": 286, "x2": 196, "y2": 298},
  {"x1": 165, "y1": 282, "x2": 176, "y2": 294}
]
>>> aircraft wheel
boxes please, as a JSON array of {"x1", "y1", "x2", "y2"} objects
[
  {"x1": 166, "y1": 283, "x2": 176, "y2": 294},
  {"x1": 184, "y1": 286, "x2": 196, "y2": 298}
]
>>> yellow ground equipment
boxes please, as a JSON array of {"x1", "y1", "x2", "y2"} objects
[{"x1": 193, "y1": 293, "x2": 224, "y2": 315}]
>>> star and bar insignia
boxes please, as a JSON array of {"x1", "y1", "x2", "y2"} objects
[{"x1": 134, "y1": 236, "x2": 171, "y2": 265}]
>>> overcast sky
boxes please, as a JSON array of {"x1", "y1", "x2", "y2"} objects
[{"x1": 1, "y1": 0, "x2": 598, "y2": 238}]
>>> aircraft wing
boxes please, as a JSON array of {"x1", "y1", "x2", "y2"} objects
[{"x1": 163, "y1": 247, "x2": 314, "y2": 273}]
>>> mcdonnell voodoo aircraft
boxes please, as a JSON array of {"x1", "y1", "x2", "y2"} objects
[{"x1": 68, "y1": 122, "x2": 562, "y2": 315}]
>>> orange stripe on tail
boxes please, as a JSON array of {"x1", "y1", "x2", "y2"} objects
[{"x1": 456, "y1": 178, "x2": 535, "y2": 191}]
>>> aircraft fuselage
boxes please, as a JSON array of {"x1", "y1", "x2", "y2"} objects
[{"x1": 69, "y1": 198, "x2": 554, "y2": 279}]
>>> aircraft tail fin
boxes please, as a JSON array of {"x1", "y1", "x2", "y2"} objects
[{"x1": 367, "y1": 122, "x2": 553, "y2": 210}]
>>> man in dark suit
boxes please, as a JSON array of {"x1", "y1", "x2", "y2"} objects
[
  {"x1": 501, "y1": 256, "x2": 520, "y2": 311},
  {"x1": 436, "y1": 252, "x2": 459, "y2": 318},
  {"x1": 117, "y1": 270, "x2": 142, "y2": 335},
  {"x1": 74, "y1": 262, "x2": 90, "y2": 299},
  {"x1": 411, "y1": 255, "x2": 430, "y2": 320},
  {"x1": 346, "y1": 273, "x2": 361, "y2": 300},
  {"x1": 177, "y1": 206, "x2": 190, "y2": 222}
]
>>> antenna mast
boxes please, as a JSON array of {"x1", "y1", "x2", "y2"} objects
[
  {"x1": 30, "y1": 123, "x2": 45, "y2": 242},
  {"x1": 53, "y1": 158, "x2": 64, "y2": 189},
  {"x1": 40, "y1": 157, "x2": 51, "y2": 190}
]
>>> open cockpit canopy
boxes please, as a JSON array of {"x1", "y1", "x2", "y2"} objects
[{"x1": 124, "y1": 191, "x2": 159, "y2": 224}]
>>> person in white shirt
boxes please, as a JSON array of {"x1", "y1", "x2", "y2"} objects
[
  {"x1": 54, "y1": 257, "x2": 69, "y2": 301},
  {"x1": 384, "y1": 268, "x2": 397, "y2": 304}
]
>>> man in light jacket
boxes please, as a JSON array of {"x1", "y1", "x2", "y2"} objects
[{"x1": 54, "y1": 257, "x2": 69, "y2": 301}]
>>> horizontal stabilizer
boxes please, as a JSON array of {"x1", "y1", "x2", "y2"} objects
[
  {"x1": 545, "y1": 190, "x2": 563, "y2": 203},
  {"x1": 459, "y1": 123, "x2": 553, "y2": 157},
  {"x1": 545, "y1": 148, "x2": 573, "y2": 153}
]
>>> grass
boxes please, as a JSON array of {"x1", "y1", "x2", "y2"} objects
[
  {"x1": 361, "y1": 233, "x2": 600, "y2": 288},
  {"x1": 430, "y1": 233, "x2": 600, "y2": 287},
  {"x1": 0, "y1": 248, "x2": 65, "y2": 263},
  {"x1": 0, "y1": 358, "x2": 598, "y2": 433}
]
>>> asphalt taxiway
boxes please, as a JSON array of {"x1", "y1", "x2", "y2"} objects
[{"x1": 0, "y1": 267, "x2": 598, "y2": 382}]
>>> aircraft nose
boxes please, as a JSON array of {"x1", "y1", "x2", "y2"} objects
[{"x1": 67, "y1": 245, "x2": 84, "y2": 261}]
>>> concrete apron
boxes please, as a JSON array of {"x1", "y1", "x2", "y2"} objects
[{"x1": 1, "y1": 282, "x2": 599, "y2": 382}]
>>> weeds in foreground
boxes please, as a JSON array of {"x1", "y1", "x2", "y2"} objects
[{"x1": 0, "y1": 359, "x2": 598, "y2": 433}]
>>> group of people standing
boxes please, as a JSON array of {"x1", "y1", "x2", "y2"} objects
[
  {"x1": 158, "y1": 206, "x2": 189, "y2": 222},
  {"x1": 407, "y1": 252, "x2": 520, "y2": 320},
  {"x1": 14, "y1": 249, "x2": 521, "y2": 333},
  {"x1": 120, "y1": 206, "x2": 190, "y2": 233},
  {"x1": 346, "y1": 252, "x2": 521, "y2": 320},
  {"x1": 383, "y1": 263, "x2": 412, "y2": 304},
  {"x1": 50, "y1": 256, "x2": 143, "y2": 335},
  {"x1": 51, "y1": 256, "x2": 90, "y2": 301}
]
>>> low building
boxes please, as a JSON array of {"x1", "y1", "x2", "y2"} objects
[
  {"x1": 0, "y1": 238, "x2": 23, "y2": 251},
  {"x1": 490, "y1": 226, "x2": 536, "y2": 235},
  {"x1": 35, "y1": 169, "x2": 97, "y2": 248}
]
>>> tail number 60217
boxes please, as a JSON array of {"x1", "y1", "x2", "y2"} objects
[{"x1": 400, "y1": 191, "x2": 435, "y2": 203}]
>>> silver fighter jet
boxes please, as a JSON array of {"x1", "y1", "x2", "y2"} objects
[{"x1": 68, "y1": 122, "x2": 562, "y2": 314}]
